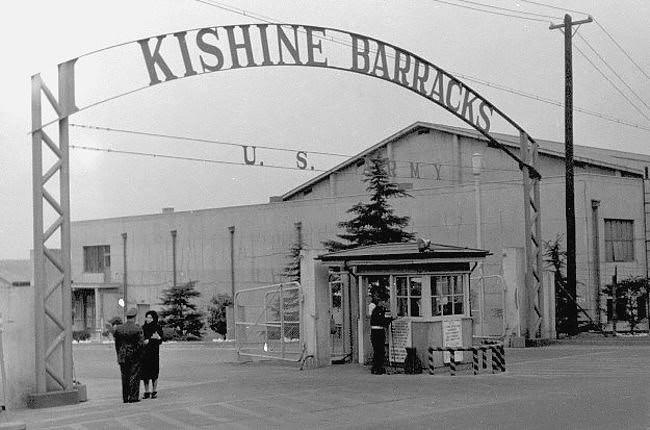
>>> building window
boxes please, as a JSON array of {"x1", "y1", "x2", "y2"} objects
[
  {"x1": 604, "y1": 219, "x2": 634, "y2": 262},
  {"x1": 395, "y1": 276, "x2": 422, "y2": 317},
  {"x1": 83, "y1": 245, "x2": 110, "y2": 273},
  {"x1": 431, "y1": 275, "x2": 465, "y2": 316}
]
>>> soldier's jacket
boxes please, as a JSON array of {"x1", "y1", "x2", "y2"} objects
[{"x1": 113, "y1": 321, "x2": 144, "y2": 364}]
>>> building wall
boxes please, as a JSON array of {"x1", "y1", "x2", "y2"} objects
[{"x1": 70, "y1": 129, "x2": 648, "y2": 333}]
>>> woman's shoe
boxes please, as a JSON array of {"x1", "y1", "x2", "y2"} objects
[
  {"x1": 143, "y1": 392, "x2": 150, "y2": 399},
  {"x1": 150, "y1": 391, "x2": 157, "y2": 399}
]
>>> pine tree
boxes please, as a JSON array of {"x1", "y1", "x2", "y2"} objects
[
  {"x1": 159, "y1": 280, "x2": 205, "y2": 340},
  {"x1": 323, "y1": 156, "x2": 415, "y2": 251}
]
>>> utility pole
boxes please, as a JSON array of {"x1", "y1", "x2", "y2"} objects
[{"x1": 550, "y1": 14, "x2": 592, "y2": 336}]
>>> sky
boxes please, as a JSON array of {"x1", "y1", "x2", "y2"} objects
[{"x1": 0, "y1": 0, "x2": 648, "y2": 260}]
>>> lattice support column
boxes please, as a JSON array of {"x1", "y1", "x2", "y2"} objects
[
  {"x1": 520, "y1": 132, "x2": 544, "y2": 338},
  {"x1": 31, "y1": 60, "x2": 78, "y2": 396}
]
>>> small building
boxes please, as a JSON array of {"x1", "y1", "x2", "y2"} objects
[{"x1": 317, "y1": 241, "x2": 490, "y2": 367}]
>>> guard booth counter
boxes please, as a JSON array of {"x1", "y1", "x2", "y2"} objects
[{"x1": 317, "y1": 240, "x2": 490, "y2": 369}]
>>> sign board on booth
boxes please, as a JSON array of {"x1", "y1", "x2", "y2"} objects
[
  {"x1": 389, "y1": 318, "x2": 411, "y2": 364},
  {"x1": 442, "y1": 319, "x2": 463, "y2": 362}
]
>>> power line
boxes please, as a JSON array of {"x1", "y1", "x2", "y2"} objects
[
  {"x1": 192, "y1": 0, "x2": 650, "y2": 133},
  {"x1": 516, "y1": 0, "x2": 590, "y2": 18},
  {"x1": 445, "y1": 0, "x2": 561, "y2": 19},
  {"x1": 429, "y1": 0, "x2": 551, "y2": 22},
  {"x1": 69, "y1": 144, "x2": 326, "y2": 173},
  {"x1": 574, "y1": 41, "x2": 650, "y2": 121},
  {"x1": 71, "y1": 122, "x2": 523, "y2": 173},
  {"x1": 593, "y1": 18, "x2": 650, "y2": 81},
  {"x1": 70, "y1": 123, "x2": 351, "y2": 158},
  {"x1": 576, "y1": 33, "x2": 649, "y2": 111},
  {"x1": 69, "y1": 144, "x2": 525, "y2": 181}
]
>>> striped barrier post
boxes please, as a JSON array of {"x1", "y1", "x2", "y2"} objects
[
  {"x1": 482, "y1": 348, "x2": 487, "y2": 369},
  {"x1": 472, "y1": 348, "x2": 478, "y2": 375},
  {"x1": 426, "y1": 343, "x2": 505, "y2": 376},
  {"x1": 499, "y1": 345, "x2": 506, "y2": 372}
]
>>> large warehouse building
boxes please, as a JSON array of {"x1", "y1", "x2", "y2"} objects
[{"x1": 69, "y1": 122, "x2": 650, "y2": 347}]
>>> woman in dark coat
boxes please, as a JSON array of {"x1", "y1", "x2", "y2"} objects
[{"x1": 141, "y1": 310, "x2": 163, "y2": 399}]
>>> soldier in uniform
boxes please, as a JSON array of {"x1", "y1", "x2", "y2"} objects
[
  {"x1": 368, "y1": 283, "x2": 392, "y2": 375},
  {"x1": 113, "y1": 307, "x2": 144, "y2": 403}
]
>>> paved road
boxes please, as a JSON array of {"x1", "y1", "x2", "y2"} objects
[{"x1": 4, "y1": 342, "x2": 649, "y2": 429}]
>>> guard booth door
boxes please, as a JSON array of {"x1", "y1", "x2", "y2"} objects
[{"x1": 329, "y1": 268, "x2": 352, "y2": 361}]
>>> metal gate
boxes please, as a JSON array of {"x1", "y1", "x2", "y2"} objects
[
  {"x1": 471, "y1": 275, "x2": 507, "y2": 338},
  {"x1": 234, "y1": 282, "x2": 303, "y2": 361}
]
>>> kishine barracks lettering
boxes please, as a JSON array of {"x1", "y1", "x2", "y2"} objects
[{"x1": 138, "y1": 24, "x2": 494, "y2": 133}]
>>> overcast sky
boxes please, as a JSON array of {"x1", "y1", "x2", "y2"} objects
[{"x1": 1, "y1": 0, "x2": 648, "y2": 260}]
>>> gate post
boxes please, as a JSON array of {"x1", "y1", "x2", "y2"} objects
[
  {"x1": 300, "y1": 249, "x2": 331, "y2": 367},
  {"x1": 520, "y1": 132, "x2": 544, "y2": 339},
  {"x1": 28, "y1": 60, "x2": 79, "y2": 408}
]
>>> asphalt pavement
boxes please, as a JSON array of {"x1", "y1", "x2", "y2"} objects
[{"x1": 2, "y1": 341, "x2": 649, "y2": 429}]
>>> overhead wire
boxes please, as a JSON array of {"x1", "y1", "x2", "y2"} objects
[
  {"x1": 516, "y1": 0, "x2": 590, "y2": 18},
  {"x1": 428, "y1": 0, "x2": 551, "y2": 22},
  {"x1": 70, "y1": 123, "x2": 350, "y2": 157},
  {"x1": 70, "y1": 123, "x2": 524, "y2": 173},
  {"x1": 593, "y1": 19, "x2": 650, "y2": 81},
  {"x1": 573, "y1": 41, "x2": 650, "y2": 121},
  {"x1": 575, "y1": 32, "x2": 649, "y2": 111},
  {"x1": 444, "y1": 0, "x2": 562, "y2": 19},
  {"x1": 192, "y1": 0, "x2": 650, "y2": 133},
  {"x1": 69, "y1": 144, "x2": 525, "y2": 179}
]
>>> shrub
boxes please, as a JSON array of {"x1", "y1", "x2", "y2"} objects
[{"x1": 208, "y1": 293, "x2": 232, "y2": 336}]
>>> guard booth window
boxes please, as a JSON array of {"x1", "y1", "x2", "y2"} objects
[
  {"x1": 395, "y1": 276, "x2": 422, "y2": 317},
  {"x1": 431, "y1": 275, "x2": 465, "y2": 316}
]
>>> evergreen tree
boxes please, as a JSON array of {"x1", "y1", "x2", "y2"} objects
[
  {"x1": 159, "y1": 280, "x2": 205, "y2": 340},
  {"x1": 323, "y1": 156, "x2": 415, "y2": 251}
]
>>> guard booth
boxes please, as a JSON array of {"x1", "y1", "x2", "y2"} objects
[{"x1": 317, "y1": 240, "x2": 490, "y2": 368}]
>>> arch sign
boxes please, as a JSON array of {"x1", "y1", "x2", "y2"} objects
[{"x1": 30, "y1": 23, "x2": 543, "y2": 402}]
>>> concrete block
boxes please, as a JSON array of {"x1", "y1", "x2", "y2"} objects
[
  {"x1": 509, "y1": 336, "x2": 526, "y2": 348},
  {"x1": 75, "y1": 383, "x2": 87, "y2": 402},
  {"x1": 26, "y1": 389, "x2": 78, "y2": 409}
]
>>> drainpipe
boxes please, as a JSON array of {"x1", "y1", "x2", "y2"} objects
[
  {"x1": 122, "y1": 232, "x2": 127, "y2": 319},
  {"x1": 228, "y1": 226, "x2": 235, "y2": 298},
  {"x1": 591, "y1": 200, "x2": 601, "y2": 327},
  {"x1": 171, "y1": 230, "x2": 177, "y2": 287},
  {"x1": 472, "y1": 153, "x2": 485, "y2": 336}
]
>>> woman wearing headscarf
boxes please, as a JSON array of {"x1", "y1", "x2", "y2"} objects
[{"x1": 141, "y1": 310, "x2": 163, "y2": 399}]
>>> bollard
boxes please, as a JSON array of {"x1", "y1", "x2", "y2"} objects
[
  {"x1": 471, "y1": 348, "x2": 478, "y2": 375},
  {"x1": 491, "y1": 346, "x2": 498, "y2": 374},
  {"x1": 428, "y1": 347, "x2": 435, "y2": 375},
  {"x1": 499, "y1": 345, "x2": 506, "y2": 372},
  {"x1": 482, "y1": 347, "x2": 487, "y2": 369}
]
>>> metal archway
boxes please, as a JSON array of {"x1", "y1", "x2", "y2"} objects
[{"x1": 30, "y1": 23, "x2": 543, "y2": 398}]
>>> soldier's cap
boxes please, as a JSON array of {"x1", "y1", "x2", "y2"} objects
[{"x1": 126, "y1": 307, "x2": 138, "y2": 318}]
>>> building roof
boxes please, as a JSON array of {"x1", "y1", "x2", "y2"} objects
[
  {"x1": 0, "y1": 259, "x2": 32, "y2": 285},
  {"x1": 281, "y1": 122, "x2": 646, "y2": 201},
  {"x1": 317, "y1": 241, "x2": 490, "y2": 263}
]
